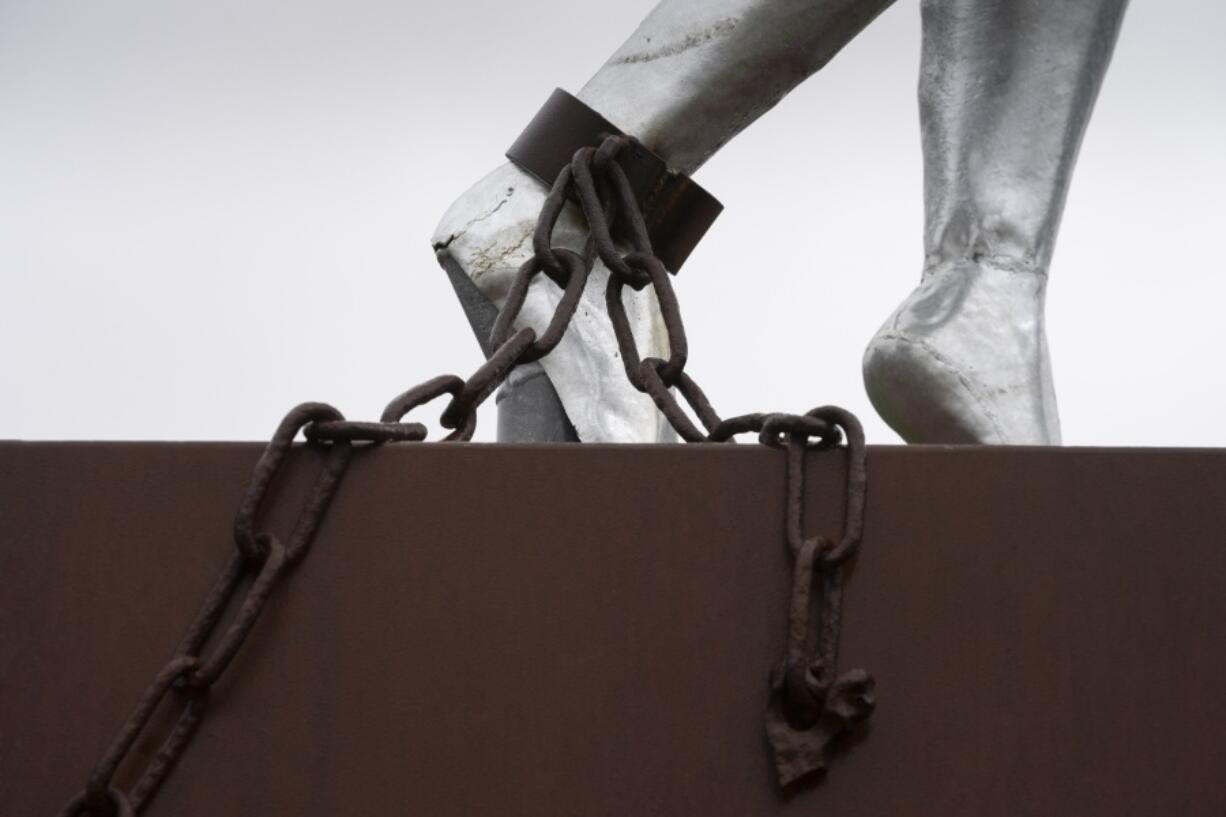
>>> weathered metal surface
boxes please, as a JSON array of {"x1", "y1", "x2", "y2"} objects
[{"x1": 3, "y1": 442, "x2": 1224, "y2": 815}]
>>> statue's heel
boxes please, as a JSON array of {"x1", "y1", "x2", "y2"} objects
[{"x1": 862, "y1": 332, "x2": 1006, "y2": 445}]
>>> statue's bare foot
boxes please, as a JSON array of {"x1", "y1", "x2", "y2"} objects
[
  {"x1": 431, "y1": 162, "x2": 672, "y2": 442},
  {"x1": 862, "y1": 261, "x2": 1061, "y2": 445}
]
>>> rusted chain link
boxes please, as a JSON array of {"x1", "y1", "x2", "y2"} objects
[
  {"x1": 60, "y1": 404, "x2": 355, "y2": 817},
  {"x1": 59, "y1": 133, "x2": 871, "y2": 815},
  {"x1": 765, "y1": 407, "x2": 875, "y2": 787}
]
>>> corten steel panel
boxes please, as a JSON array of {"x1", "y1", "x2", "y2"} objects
[{"x1": 1, "y1": 442, "x2": 1224, "y2": 816}]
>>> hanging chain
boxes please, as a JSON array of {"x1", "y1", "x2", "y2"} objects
[
  {"x1": 57, "y1": 134, "x2": 872, "y2": 816},
  {"x1": 765, "y1": 407, "x2": 875, "y2": 787}
]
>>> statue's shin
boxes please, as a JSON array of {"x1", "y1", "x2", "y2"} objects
[{"x1": 919, "y1": 0, "x2": 1130, "y2": 274}]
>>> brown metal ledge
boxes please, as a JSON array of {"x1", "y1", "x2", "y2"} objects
[{"x1": 2, "y1": 443, "x2": 1224, "y2": 815}]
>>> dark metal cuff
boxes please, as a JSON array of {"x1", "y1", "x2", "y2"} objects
[{"x1": 506, "y1": 88, "x2": 723, "y2": 273}]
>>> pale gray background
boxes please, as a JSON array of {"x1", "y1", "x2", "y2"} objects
[{"x1": 2, "y1": 0, "x2": 1223, "y2": 444}]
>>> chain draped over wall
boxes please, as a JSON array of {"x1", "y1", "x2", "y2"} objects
[{"x1": 58, "y1": 135, "x2": 873, "y2": 817}]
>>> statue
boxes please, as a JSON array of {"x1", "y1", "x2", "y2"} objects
[{"x1": 432, "y1": 0, "x2": 1130, "y2": 445}]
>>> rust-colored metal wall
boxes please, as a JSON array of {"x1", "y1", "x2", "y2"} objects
[{"x1": 2, "y1": 442, "x2": 1224, "y2": 815}]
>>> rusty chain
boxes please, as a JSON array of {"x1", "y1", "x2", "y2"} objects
[
  {"x1": 58, "y1": 134, "x2": 872, "y2": 815},
  {"x1": 765, "y1": 406, "x2": 875, "y2": 787}
]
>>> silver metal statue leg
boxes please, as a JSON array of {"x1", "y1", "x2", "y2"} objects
[
  {"x1": 864, "y1": 0, "x2": 1130, "y2": 444},
  {"x1": 434, "y1": 0, "x2": 894, "y2": 442}
]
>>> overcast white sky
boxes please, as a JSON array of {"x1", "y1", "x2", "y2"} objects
[{"x1": 2, "y1": 0, "x2": 1223, "y2": 445}]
